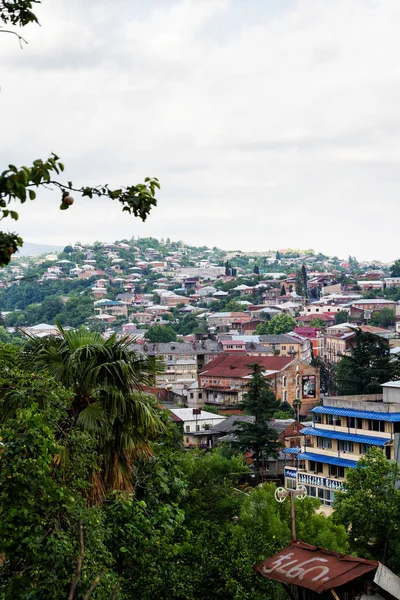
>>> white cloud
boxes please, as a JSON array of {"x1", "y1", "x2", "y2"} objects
[{"x1": 1, "y1": 0, "x2": 400, "y2": 259}]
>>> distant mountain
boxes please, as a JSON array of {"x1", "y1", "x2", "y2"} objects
[{"x1": 17, "y1": 242, "x2": 64, "y2": 257}]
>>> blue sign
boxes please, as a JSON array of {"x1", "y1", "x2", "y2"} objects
[{"x1": 284, "y1": 467, "x2": 297, "y2": 479}]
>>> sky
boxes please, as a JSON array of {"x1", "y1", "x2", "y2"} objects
[{"x1": 1, "y1": 0, "x2": 400, "y2": 261}]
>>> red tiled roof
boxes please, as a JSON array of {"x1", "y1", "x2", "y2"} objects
[
  {"x1": 297, "y1": 313, "x2": 335, "y2": 322},
  {"x1": 199, "y1": 354, "x2": 294, "y2": 379}
]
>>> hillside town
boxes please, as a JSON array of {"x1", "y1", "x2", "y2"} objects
[{"x1": 2, "y1": 238, "x2": 400, "y2": 516}]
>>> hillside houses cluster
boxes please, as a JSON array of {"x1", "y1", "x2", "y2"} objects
[{"x1": 3, "y1": 239, "x2": 400, "y2": 420}]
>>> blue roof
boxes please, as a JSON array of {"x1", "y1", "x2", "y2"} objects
[
  {"x1": 301, "y1": 427, "x2": 390, "y2": 446},
  {"x1": 282, "y1": 447, "x2": 301, "y2": 454},
  {"x1": 297, "y1": 452, "x2": 358, "y2": 469},
  {"x1": 313, "y1": 405, "x2": 400, "y2": 422}
]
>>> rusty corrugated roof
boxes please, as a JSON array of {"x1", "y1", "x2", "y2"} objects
[{"x1": 254, "y1": 540, "x2": 378, "y2": 593}]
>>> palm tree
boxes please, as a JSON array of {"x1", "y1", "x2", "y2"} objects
[{"x1": 20, "y1": 326, "x2": 164, "y2": 498}]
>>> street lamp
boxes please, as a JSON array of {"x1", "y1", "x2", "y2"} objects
[{"x1": 274, "y1": 485, "x2": 307, "y2": 541}]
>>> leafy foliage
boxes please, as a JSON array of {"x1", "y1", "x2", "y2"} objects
[
  {"x1": 146, "y1": 324, "x2": 177, "y2": 343},
  {"x1": 334, "y1": 448, "x2": 400, "y2": 572},
  {"x1": 335, "y1": 329, "x2": 400, "y2": 394},
  {"x1": 15, "y1": 327, "x2": 164, "y2": 497},
  {"x1": 234, "y1": 364, "x2": 281, "y2": 483},
  {"x1": 256, "y1": 313, "x2": 296, "y2": 335},
  {"x1": 0, "y1": 154, "x2": 160, "y2": 266}
]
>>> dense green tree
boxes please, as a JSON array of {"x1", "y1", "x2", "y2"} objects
[
  {"x1": 334, "y1": 448, "x2": 400, "y2": 572},
  {"x1": 310, "y1": 317, "x2": 324, "y2": 328},
  {"x1": 17, "y1": 327, "x2": 163, "y2": 497},
  {"x1": 264, "y1": 313, "x2": 297, "y2": 334},
  {"x1": 224, "y1": 299, "x2": 243, "y2": 312},
  {"x1": 234, "y1": 364, "x2": 281, "y2": 483},
  {"x1": 335, "y1": 330, "x2": 400, "y2": 394},
  {"x1": 371, "y1": 307, "x2": 396, "y2": 328},
  {"x1": 179, "y1": 449, "x2": 249, "y2": 525},
  {"x1": 391, "y1": 259, "x2": 400, "y2": 277},
  {"x1": 311, "y1": 356, "x2": 336, "y2": 395},
  {"x1": 146, "y1": 324, "x2": 177, "y2": 343},
  {"x1": 335, "y1": 310, "x2": 349, "y2": 324}
]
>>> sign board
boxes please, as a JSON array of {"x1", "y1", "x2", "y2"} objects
[
  {"x1": 298, "y1": 472, "x2": 343, "y2": 491},
  {"x1": 284, "y1": 467, "x2": 297, "y2": 480},
  {"x1": 302, "y1": 375, "x2": 316, "y2": 399}
]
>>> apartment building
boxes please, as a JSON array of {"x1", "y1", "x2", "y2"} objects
[{"x1": 284, "y1": 382, "x2": 400, "y2": 508}]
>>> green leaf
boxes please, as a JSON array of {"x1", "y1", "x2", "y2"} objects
[{"x1": 28, "y1": 190, "x2": 36, "y2": 200}]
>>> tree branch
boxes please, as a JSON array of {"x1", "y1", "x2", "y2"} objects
[
  {"x1": 83, "y1": 569, "x2": 105, "y2": 600},
  {"x1": 0, "y1": 28, "x2": 28, "y2": 48},
  {"x1": 111, "y1": 584, "x2": 119, "y2": 600},
  {"x1": 68, "y1": 520, "x2": 84, "y2": 600}
]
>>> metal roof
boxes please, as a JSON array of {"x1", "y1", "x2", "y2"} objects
[
  {"x1": 254, "y1": 540, "x2": 379, "y2": 594},
  {"x1": 282, "y1": 447, "x2": 301, "y2": 454},
  {"x1": 296, "y1": 452, "x2": 358, "y2": 468},
  {"x1": 313, "y1": 405, "x2": 400, "y2": 422},
  {"x1": 301, "y1": 427, "x2": 390, "y2": 446}
]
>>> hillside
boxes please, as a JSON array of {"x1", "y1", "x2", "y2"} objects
[{"x1": 17, "y1": 242, "x2": 64, "y2": 257}]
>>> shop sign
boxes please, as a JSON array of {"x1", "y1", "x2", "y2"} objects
[
  {"x1": 298, "y1": 472, "x2": 343, "y2": 491},
  {"x1": 284, "y1": 467, "x2": 297, "y2": 479}
]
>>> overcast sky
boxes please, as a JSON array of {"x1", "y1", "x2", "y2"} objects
[{"x1": 1, "y1": 0, "x2": 399, "y2": 261}]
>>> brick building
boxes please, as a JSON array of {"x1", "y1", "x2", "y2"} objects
[{"x1": 198, "y1": 354, "x2": 320, "y2": 416}]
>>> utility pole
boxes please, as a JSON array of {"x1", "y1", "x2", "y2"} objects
[{"x1": 274, "y1": 486, "x2": 307, "y2": 541}]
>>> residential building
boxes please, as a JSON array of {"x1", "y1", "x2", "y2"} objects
[
  {"x1": 94, "y1": 299, "x2": 129, "y2": 317},
  {"x1": 284, "y1": 382, "x2": 400, "y2": 508},
  {"x1": 207, "y1": 312, "x2": 249, "y2": 329},
  {"x1": 130, "y1": 341, "x2": 222, "y2": 391},
  {"x1": 168, "y1": 408, "x2": 226, "y2": 448},
  {"x1": 294, "y1": 327, "x2": 324, "y2": 358},
  {"x1": 301, "y1": 302, "x2": 342, "y2": 316},
  {"x1": 198, "y1": 354, "x2": 320, "y2": 416},
  {"x1": 258, "y1": 334, "x2": 312, "y2": 362}
]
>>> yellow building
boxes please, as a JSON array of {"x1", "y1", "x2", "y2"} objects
[{"x1": 284, "y1": 382, "x2": 400, "y2": 508}]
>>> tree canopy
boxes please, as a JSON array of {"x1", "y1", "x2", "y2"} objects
[
  {"x1": 233, "y1": 364, "x2": 281, "y2": 483},
  {"x1": 255, "y1": 313, "x2": 297, "y2": 335},
  {"x1": 335, "y1": 329, "x2": 400, "y2": 395},
  {"x1": 334, "y1": 448, "x2": 400, "y2": 573}
]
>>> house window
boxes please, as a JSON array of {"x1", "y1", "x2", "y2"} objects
[
  {"x1": 314, "y1": 413, "x2": 322, "y2": 424},
  {"x1": 338, "y1": 441, "x2": 354, "y2": 453},
  {"x1": 283, "y1": 390, "x2": 288, "y2": 402},
  {"x1": 356, "y1": 418, "x2": 363, "y2": 429},
  {"x1": 369, "y1": 420, "x2": 385, "y2": 432},
  {"x1": 196, "y1": 425, "x2": 200, "y2": 432},
  {"x1": 309, "y1": 460, "x2": 323, "y2": 474},
  {"x1": 347, "y1": 417, "x2": 355, "y2": 428},
  {"x1": 293, "y1": 426, "x2": 297, "y2": 433},
  {"x1": 282, "y1": 346, "x2": 286, "y2": 350},
  {"x1": 329, "y1": 465, "x2": 345, "y2": 478},
  {"x1": 190, "y1": 393, "x2": 194, "y2": 399},
  {"x1": 296, "y1": 388, "x2": 300, "y2": 400},
  {"x1": 360, "y1": 443, "x2": 371, "y2": 454},
  {"x1": 185, "y1": 425, "x2": 190, "y2": 433},
  {"x1": 296, "y1": 374, "x2": 300, "y2": 386},
  {"x1": 198, "y1": 393, "x2": 203, "y2": 399},
  {"x1": 318, "y1": 437, "x2": 332, "y2": 449},
  {"x1": 282, "y1": 376, "x2": 287, "y2": 387}
]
